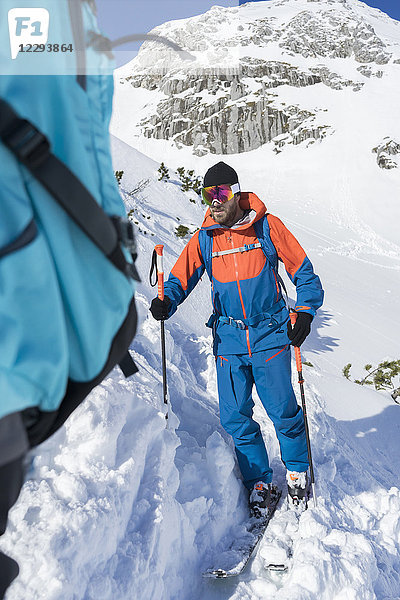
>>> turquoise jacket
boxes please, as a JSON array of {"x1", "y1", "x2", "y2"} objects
[{"x1": 0, "y1": 1, "x2": 135, "y2": 420}]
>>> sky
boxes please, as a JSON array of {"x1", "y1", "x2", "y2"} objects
[{"x1": 96, "y1": 0, "x2": 400, "y2": 67}]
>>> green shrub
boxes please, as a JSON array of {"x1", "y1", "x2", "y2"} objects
[
  {"x1": 342, "y1": 360, "x2": 400, "y2": 393},
  {"x1": 343, "y1": 363, "x2": 352, "y2": 380},
  {"x1": 158, "y1": 162, "x2": 170, "y2": 181},
  {"x1": 115, "y1": 170, "x2": 124, "y2": 185},
  {"x1": 175, "y1": 225, "x2": 189, "y2": 238},
  {"x1": 177, "y1": 167, "x2": 202, "y2": 195}
]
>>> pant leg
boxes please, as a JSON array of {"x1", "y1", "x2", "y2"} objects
[
  {"x1": 0, "y1": 456, "x2": 25, "y2": 600},
  {"x1": 0, "y1": 412, "x2": 29, "y2": 600},
  {"x1": 252, "y1": 346, "x2": 309, "y2": 473},
  {"x1": 216, "y1": 354, "x2": 272, "y2": 489}
]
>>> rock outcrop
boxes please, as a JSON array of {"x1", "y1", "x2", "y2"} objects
[
  {"x1": 372, "y1": 138, "x2": 400, "y2": 169},
  {"x1": 119, "y1": 0, "x2": 397, "y2": 156},
  {"x1": 277, "y1": 10, "x2": 391, "y2": 64}
]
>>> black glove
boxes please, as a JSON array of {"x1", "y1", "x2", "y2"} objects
[
  {"x1": 287, "y1": 312, "x2": 313, "y2": 347},
  {"x1": 150, "y1": 296, "x2": 171, "y2": 321}
]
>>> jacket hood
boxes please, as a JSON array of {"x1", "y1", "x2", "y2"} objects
[{"x1": 201, "y1": 192, "x2": 267, "y2": 231}]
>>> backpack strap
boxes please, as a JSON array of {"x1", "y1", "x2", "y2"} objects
[
  {"x1": 212, "y1": 243, "x2": 262, "y2": 258},
  {"x1": 198, "y1": 228, "x2": 213, "y2": 280},
  {"x1": 0, "y1": 98, "x2": 139, "y2": 283},
  {"x1": 253, "y1": 215, "x2": 288, "y2": 299},
  {"x1": 252, "y1": 216, "x2": 278, "y2": 272},
  {"x1": 207, "y1": 297, "x2": 286, "y2": 330},
  {"x1": 0, "y1": 219, "x2": 37, "y2": 260},
  {"x1": 0, "y1": 98, "x2": 139, "y2": 378}
]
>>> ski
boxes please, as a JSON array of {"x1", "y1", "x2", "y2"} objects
[
  {"x1": 203, "y1": 485, "x2": 281, "y2": 579},
  {"x1": 261, "y1": 494, "x2": 309, "y2": 573},
  {"x1": 261, "y1": 540, "x2": 292, "y2": 572},
  {"x1": 268, "y1": 564, "x2": 289, "y2": 572}
]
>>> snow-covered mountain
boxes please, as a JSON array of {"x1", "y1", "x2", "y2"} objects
[
  {"x1": 112, "y1": 0, "x2": 400, "y2": 156},
  {"x1": 1, "y1": 1, "x2": 400, "y2": 599}
]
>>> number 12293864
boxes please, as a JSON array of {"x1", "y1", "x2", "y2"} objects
[{"x1": 18, "y1": 43, "x2": 73, "y2": 53}]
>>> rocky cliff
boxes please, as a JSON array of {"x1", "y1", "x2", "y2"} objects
[{"x1": 115, "y1": 0, "x2": 400, "y2": 157}]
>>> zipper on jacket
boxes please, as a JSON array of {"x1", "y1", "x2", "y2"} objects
[{"x1": 230, "y1": 235, "x2": 252, "y2": 357}]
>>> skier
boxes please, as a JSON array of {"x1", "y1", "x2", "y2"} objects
[{"x1": 150, "y1": 161, "x2": 324, "y2": 516}]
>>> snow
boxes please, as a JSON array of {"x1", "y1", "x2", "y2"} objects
[{"x1": 2, "y1": 1, "x2": 400, "y2": 599}]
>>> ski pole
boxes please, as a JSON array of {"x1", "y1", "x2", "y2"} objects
[
  {"x1": 289, "y1": 311, "x2": 317, "y2": 508},
  {"x1": 154, "y1": 244, "x2": 169, "y2": 425}
]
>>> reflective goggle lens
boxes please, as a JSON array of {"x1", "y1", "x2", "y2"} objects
[{"x1": 201, "y1": 183, "x2": 240, "y2": 205}]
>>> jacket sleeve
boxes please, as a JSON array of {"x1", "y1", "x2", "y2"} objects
[
  {"x1": 268, "y1": 215, "x2": 324, "y2": 317},
  {"x1": 164, "y1": 231, "x2": 205, "y2": 316}
]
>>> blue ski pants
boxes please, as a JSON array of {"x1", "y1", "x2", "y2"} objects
[{"x1": 216, "y1": 345, "x2": 309, "y2": 489}]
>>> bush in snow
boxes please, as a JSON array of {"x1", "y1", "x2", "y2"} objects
[
  {"x1": 177, "y1": 167, "x2": 202, "y2": 196},
  {"x1": 343, "y1": 363, "x2": 352, "y2": 380},
  {"x1": 158, "y1": 162, "x2": 170, "y2": 181},
  {"x1": 343, "y1": 360, "x2": 400, "y2": 399},
  {"x1": 115, "y1": 170, "x2": 124, "y2": 185},
  {"x1": 175, "y1": 225, "x2": 190, "y2": 238}
]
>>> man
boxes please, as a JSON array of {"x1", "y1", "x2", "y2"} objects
[{"x1": 150, "y1": 161, "x2": 324, "y2": 515}]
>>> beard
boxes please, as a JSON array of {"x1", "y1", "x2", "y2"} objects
[{"x1": 210, "y1": 196, "x2": 241, "y2": 227}]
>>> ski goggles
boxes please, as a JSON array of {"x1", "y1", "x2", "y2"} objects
[{"x1": 201, "y1": 182, "x2": 240, "y2": 206}]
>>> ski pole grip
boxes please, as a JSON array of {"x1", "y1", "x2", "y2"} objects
[
  {"x1": 289, "y1": 311, "x2": 303, "y2": 373},
  {"x1": 155, "y1": 244, "x2": 164, "y2": 301},
  {"x1": 289, "y1": 311, "x2": 297, "y2": 328}
]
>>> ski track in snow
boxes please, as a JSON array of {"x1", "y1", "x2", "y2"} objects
[{"x1": 282, "y1": 216, "x2": 400, "y2": 271}]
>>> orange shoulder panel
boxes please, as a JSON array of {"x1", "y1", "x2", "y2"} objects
[
  {"x1": 170, "y1": 230, "x2": 204, "y2": 291},
  {"x1": 267, "y1": 214, "x2": 306, "y2": 278}
]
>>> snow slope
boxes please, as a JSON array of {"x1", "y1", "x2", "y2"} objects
[
  {"x1": 111, "y1": 0, "x2": 400, "y2": 380},
  {"x1": 1, "y1": 133, "x2": 399, "y2": 600},
  {"x1": 1, "y1": 0, "x2": 400, "y2": 598}
]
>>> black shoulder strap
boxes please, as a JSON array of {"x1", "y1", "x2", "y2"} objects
[
  {"x1": 198, "y1": 228, "x2": 213, "y2": 281},
  {"x1": 253, "y1": 215, "x2": 289, "y2": 300},
  {"x1": 0, "y1": 98, "x2": 139, "y2": 282},
  {"x1": 0, "y1": 98, "x2": 140, "y2": 378}
]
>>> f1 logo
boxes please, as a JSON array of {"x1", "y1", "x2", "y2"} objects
[{"x1": 8, "y1": 8, "x2": 50, "y2": 59}]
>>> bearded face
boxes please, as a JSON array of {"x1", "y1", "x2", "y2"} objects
[{"x1": 209, "y1": 194, "x2": 242, "y2": 227}]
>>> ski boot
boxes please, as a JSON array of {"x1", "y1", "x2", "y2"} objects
[
  {"x1": 286, "y1": 471, "x2": 309, "y2": 509},
  {"x1": 249, "y1": 482, "x2": 281, "y2": 519},
  {"x1": 249, "y1": 481, "x2": 271, "y2": 518}
]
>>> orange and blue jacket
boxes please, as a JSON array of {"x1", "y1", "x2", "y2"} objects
[{"x1": 164, "y1": 193, "x2": 324, "y2": 356}]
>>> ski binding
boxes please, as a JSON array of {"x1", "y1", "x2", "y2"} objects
[{"x1": 203, "y1": 485, "x2": 281, "y2": 579}]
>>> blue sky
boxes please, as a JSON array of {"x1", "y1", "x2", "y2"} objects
[{"x1": 96, "y1": 0, "x2": 400, "y2": 67}]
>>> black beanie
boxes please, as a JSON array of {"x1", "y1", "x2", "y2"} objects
[{"x1": 203, "y1": 161, "x2": 239, "y2": 187}]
